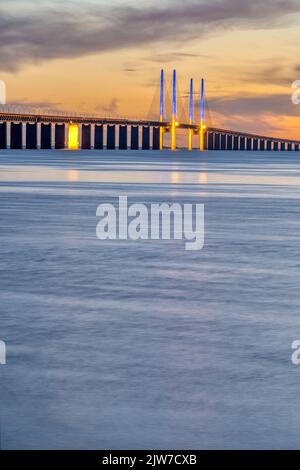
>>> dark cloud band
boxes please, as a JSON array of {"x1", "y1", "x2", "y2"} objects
[{"x1": 0, "y1": 0, "x2": 299, "y2": 71}]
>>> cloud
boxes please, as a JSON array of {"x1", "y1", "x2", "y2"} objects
[
  {"x1": 0, "y1": 0, "x2": 299, "y2": 71},
  {"x1": 95, "y1": 97, "x2": 119, "y2": 114},
  {"x1": 146, "y1": 51, "x2": 203, "y2": 64},
  {"x1": 122, "y1": 68, "x2": 137, "y2": 72},
  {"x1": 208, "y1": 93, "x2": 300, "y2": 117}
]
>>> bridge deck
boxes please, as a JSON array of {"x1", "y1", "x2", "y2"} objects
[{"x1": 0, "y1": 110, "x2": 299, "y2": 146}]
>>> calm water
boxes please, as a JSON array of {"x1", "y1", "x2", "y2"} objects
[{"x1": 1, "y1": 150, "x2": 300, "y2": 449}]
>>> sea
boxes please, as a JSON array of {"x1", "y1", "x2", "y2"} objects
[{"x1": 0, "y1": 149, "x2": 300, "y2": 449}]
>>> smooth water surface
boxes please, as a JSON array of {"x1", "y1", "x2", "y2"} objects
[{"x1": 1, "y1": 150, "x2": 300, "y2": 449}]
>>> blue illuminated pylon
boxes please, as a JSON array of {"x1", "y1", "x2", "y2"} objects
[
  {"x1": 171, "y1": 69, "x2": 177, "y2": 151},
  {"x1": 200, "y1": 78, "x2": 205, "y2": 151},
  {"x1": 160, "y1": 69, "x2": 165, "y2": 120},
  {"x1": 159, "y1": 69, "x2": 165, "y2": 150},
  {"x1": 172, "y1": 69, "x2": 177, "y2": 119},
  {"x1": 200, "y1": 78, "x2": 205, "y2": 124},
  {"x1": 188, "y1": 78, "x2": 194, "y2": 150},
  {"x1": 189, "y1": 78, "x2": 194, "y2": 123}
]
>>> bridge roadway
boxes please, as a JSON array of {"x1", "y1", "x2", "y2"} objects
[{"x1": 0, "y1": 111, "x2": 299, "y2": 151}]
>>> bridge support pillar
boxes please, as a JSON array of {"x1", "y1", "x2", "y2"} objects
[
  {"x1": 171, "y1": 118, "x2": 176, "y2": 151},
  {"x1": 103, "y1": 125, "x2": 108, "y2": 149},
  {"x1": 51, "y1": 123, "x2": 55, "y2": 149},
  {"x1": 188, "y1": 128, "x2": 193, "y2": 151},
  {"x1": 77, "y1": 124, "x2": 82, "y2": 149},
  {"x1": 149, "y1": 127, "x2": 153, "y2": 150},
  {"x1": 159, "y1": 126, "x2": 164, "y2": 150},
  {"x1": 37, "y1": 122, "x2": 41, "y2": 149},
  {"x1": 64, "y1": 124, "x2": 69, "y2": 149},
  {"x1": 91, "y1": 124, "x2": 95, "y2": 149},
  {"x1": 115, "y1": 125, "x2": 119, "y2": 150},
  {"x1": 22, "y1": 122, "x2": 27, "y2": 150},
  {"x1": 6, "y1": 121, "x2": 11, "y2": 149}
]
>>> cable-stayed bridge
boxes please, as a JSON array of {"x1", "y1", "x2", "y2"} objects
[{"x1": 0, "y1": 70, "x2": 299, "y2": 151}]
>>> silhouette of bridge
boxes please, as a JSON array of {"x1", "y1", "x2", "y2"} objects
[{"x1": 0, "y1": 70, "x2": 299, "y2": 151}]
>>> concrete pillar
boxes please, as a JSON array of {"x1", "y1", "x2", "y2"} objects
[
  {"x1": 149, "y1": 127, "x2": 153, "y2": 150},
  {"x1": 64, "y1": 123, "x2": 69, "y2": 149},
  {"x1": 6, "y1": 121, "x2": 11, "y2": 149},
  {"x1": 103, "y1": 125, "x2": 107, "y2": 149},
  {"x1": 78, "y1": 124, "x2": 82, "y2": 149},
  {"x1": 91, "y1": 124, "x2": 95, "y2": 150},
  {"x1": 22, "y1": 122, "x2": 27, "y2": 150},
  {"x1": 115, "y1": 125, "x2": 119, "y2": 149},
  {"x1": 37, "y1": 122, "x2": 41, "y2": 149},
  {"x1": 51, "y1": 123, "x2": 55, "y2": 149}
]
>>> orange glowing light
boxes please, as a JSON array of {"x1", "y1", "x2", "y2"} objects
[{"x1": 68, "y1": 124, "x2": 79, "y2": 150}]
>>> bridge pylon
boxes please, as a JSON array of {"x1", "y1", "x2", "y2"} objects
[
  {"x1": 188, "y1": 78, "x2": 194, "y2": 151},
  {"x1": 171, "y1": 69, "x2": 177, "y2": 151},
  {"x1": 200, "y1": 78, "x2": 205, "y2": 152},
  {"x1": 159, "y1": 69, "x2": 165, "y2": 150}
]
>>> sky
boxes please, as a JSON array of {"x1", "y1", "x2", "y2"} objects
[{"x1": 1, "y1": 0, "x2": 300, "y2": 139}]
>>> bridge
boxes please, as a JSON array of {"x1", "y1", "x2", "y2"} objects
[{"x1": 0, "y1": 70, "x2": 299, "y2": 152}]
